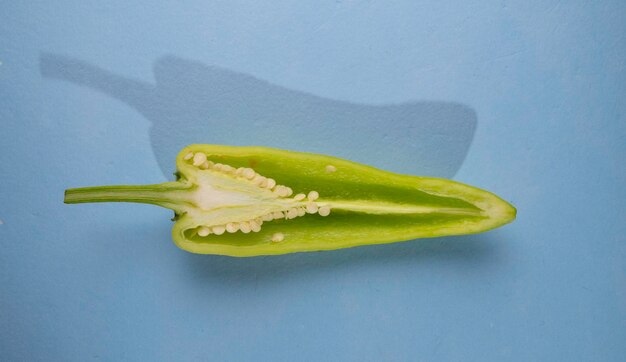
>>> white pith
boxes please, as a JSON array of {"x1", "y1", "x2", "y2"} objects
[{"x1": 183, "y1": 152, "x2": 331, "y2": 239}]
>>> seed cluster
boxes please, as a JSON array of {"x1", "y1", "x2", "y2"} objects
[{"x1": 183, "y1": 151, "x2": 332, "y2": 241}]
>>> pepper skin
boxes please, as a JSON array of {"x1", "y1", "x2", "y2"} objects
[{"x1": 64, "y1": 144, "x2": 516, "y2": 257}]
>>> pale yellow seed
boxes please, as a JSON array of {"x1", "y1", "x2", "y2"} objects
[
  {"x1": 259, "y1": 179, "x2": 268, "y2": 188},
  {"x1": 236, "y1": 167, "x2": 245, "y2": 176},
  {"x1": 222, "y1": 165, "x2": 234, "y2": 173},
  {"x1": 213, "y1": 163, "x2": 223, "y2": 170},
  {"x1": 307, "y1": 191, "x2": 319, "y2": 201},
  {"x1": 294, "y1": 193, "x2": 306, "y2": 201},
  {"x1": 285, "y1": 187, "x2": 293, "y2": 197},
  {"x1": 192, "y1": 152, "x2": 207, "y2": 166},
  {"x1": 243, "y1": 168, "x2": 255, "y2": 179},
  {"x1": 287, "y1": 208, "x2": 298, "y2": 219},
  {"x1": 253, "y1": 175, "x2": 267, "y2": 186},
  {"x1": 240, "y1": 221, "x2": 251, "y2": 234},
  {"x1": 212, "y1": 225, "x2": 226, "y2": 235},
  {"x1": 262, "y1": 213, "x2": 274, "y2": 221},
  {"x1": 200, "y1": 161, "x2": 210, "y2": 169},
  {"x1": 183, "y1": 152, "x2": 194, "y2": 160},
  {"x1": 318, "y1": 206, "x2": 331, "y2": 217},
  {"x1": 226, "y1": 223, "x2": 239, "y2": 233},
  {"x1": 271, "y1": 233, "x2": 284, "y2": 243},
  {"x1": 274, "y1": 186, "x2": 287, "y2": 197},
  {"x1": 197, "y1": 226, "x2": 211, "y2": 237},
  {"x1": 272, "y1": 211, "x2": 284, "y2": 220},
  {"x1": 325, "y1": 165, "x2": 337, "y2": 173},
  {"x1": 266, "y1": 178, "x2": 276, "y2": 189},
  {"x1": 297, "y1": 208, "x2": 306, "y2": 217},
  {"x1": 249, "y1": 220, "x2": 261, "y2": 232},
  {"x1": 305, "y1": 202, "x2": 318, "y2": 214}
]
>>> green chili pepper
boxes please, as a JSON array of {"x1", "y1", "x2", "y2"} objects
[{"x1": 64, "y1": 144, "x2": 516, "y2": 257}]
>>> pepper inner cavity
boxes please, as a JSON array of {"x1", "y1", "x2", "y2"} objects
[{"x1": 184, "y1": 151, "x2": 331, "y2": 237}]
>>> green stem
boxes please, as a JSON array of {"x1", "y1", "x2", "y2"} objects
[{"x1": 64, "y1": 181, "x2": 193, "y2": 212}]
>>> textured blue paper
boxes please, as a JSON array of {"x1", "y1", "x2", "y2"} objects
[{"x1": 1, "y1": 1, "x2": 625, "y2": 361}]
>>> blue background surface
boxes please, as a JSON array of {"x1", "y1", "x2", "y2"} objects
[{"x1": 1, "y1": 1, "x2": 625, "y2": 361}]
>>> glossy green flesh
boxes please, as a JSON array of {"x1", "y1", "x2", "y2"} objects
[{"x1": 64, "y1": 145, "x2": 516, "y2": 256}]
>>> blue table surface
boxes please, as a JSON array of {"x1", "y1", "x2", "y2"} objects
[{"x1": 1, "y1": 1, "x2": 625, "y2": 361}]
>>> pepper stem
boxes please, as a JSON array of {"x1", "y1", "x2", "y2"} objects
[{"x1": 64, "y1": 181, "x2": 193, "y2": 212}]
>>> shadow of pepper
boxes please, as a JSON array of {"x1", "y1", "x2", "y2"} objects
[{"x1": 40, "y1": 52, "x2": 477, "y2": 179}]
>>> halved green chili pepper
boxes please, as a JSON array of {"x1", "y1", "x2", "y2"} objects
[{"x1": 65, "y1": 144, "x2": 516, "y2": 257}]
